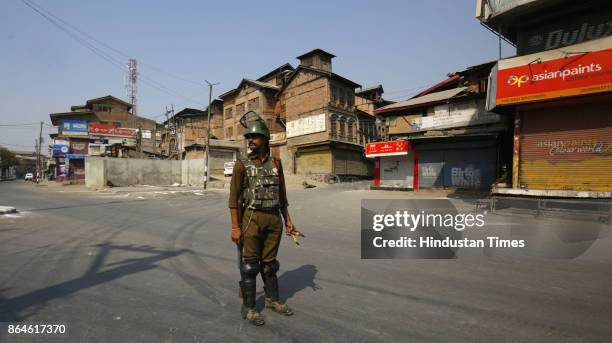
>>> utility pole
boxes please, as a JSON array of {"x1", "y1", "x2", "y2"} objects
[
  {"x1": 137, "y1": 122, "x2": 143, "y2": 158},
  {"x1": 165, "y1": 106, "x2": 171, "y2": 159},
  {"x1": 204, "y1": 80, "x2": 219, "y2": 190},
  {"x1": 37, "y1": 121, "x2": 43, "y2": 182}
]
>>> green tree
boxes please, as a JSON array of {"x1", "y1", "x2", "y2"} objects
[{"x1": 0, "y1": 147, "x2": 19, "y2": 168}]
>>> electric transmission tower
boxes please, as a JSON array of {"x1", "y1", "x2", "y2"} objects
[{"x1": 126, "y1": 59, "x2": 138, "y2": 115}]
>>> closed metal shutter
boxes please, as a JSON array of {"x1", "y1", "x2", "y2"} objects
[
  {"x1": 416, "y1": 140, "x2": 497, "y2": 190},
  {"x1": 418, "y1": 150, "x2": 444, "y2": 188},
  {"x1": 519, "y1": 102, "x2": 612, "y2": 191},
  {"x1": 333, "y1": 148, "x2": 369, "y2": 176},
  {"x1": 296, "y1": 147, "x2": 332, "y2": 174},
  {"x1": 443, "y1": 147, "x2": 496, "y2": 189},
  {"x1": 380, "y1": 152, "x2": 414, "y2": 188}
]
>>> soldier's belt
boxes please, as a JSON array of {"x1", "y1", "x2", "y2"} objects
[{"x1": 245, "y1": 207, "x2": 281, "y2": 213}]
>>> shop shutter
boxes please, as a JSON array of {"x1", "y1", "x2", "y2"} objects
[
  {"x1": 418, "y1": 150, "x2": 444, "y2": 188},
  {"x1": 380, "y1": 152, "x2": 414, "y2": 188},
  {"x1": 296, "y1": 147, "x2": 332, "y2": 174},
  {"x1": 416, "y1": 140, "x2": 497, "y2": 189},
  {"x1": 443, "y1": 147, "x2": 497, "y2": 189},
  {"x1": 519, "y1": 103, "x2": 612, "y2": 191}
]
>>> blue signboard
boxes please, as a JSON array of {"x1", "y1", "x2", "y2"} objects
[
  {"x1": 61, "y1": 120, "x2": 88, "y2": 135},
  {"x1": 52, "y1": 144, "x2": 70, "y2": 156},
  {"x1": 89, "y1": 138, "x2": 108, "y2": 145},
  {"x1": 65, "y1": 154, "x2": 85, "y2": 159}
]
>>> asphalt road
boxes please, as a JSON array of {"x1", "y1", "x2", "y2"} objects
[{"x1": 1, "y1": 181, "x2": 611, "y2": 342}]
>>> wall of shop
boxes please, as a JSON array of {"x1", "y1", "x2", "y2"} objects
[
  {"x1": 378, "y1": 152, "x2": 414, "y2": 188},
  {"x1": 85, "y1": 152, "x2": 241, "y2": 188}
]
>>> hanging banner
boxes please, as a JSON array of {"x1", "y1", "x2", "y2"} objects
[{"x1": 89, "y1": 124, "x2": 137, "y2": 137}]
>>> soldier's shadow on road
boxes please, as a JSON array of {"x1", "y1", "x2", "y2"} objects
[
  {"x1": 256, "y1": 264, "x2": 319, "y2": 308},
  {"x1": 0, "y1": 243, "x2": 188, "y2": 322}
]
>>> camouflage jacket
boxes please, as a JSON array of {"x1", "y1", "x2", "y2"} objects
[{"x1": 240, "y1": 155, "x2": 281, "y2": 210}]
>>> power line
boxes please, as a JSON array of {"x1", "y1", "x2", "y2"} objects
[
  {"x1": 22, "y1": 0, "x2": 203, "y2": 86},
  {"x1": 20, "y1": 0, "x2": 207, "y2": 108}
]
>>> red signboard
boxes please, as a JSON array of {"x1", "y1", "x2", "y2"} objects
[
  {"x1": 89, "y1": 124, "x2": 137, "y2": 137},
  {"x1": 496, "y1": 48, "x2": 612, "y2": 106},
  {"x1": 365, "y1": 140, "x2": 409, "y2": 158}
]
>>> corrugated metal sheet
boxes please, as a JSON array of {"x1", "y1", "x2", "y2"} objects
[
  {"x1": 296, "y1": 148, "x2": 331, "y2": 174},
  {"x1": 417, "y1": 140, "x2": 497, "y2": 189},
  {"x1": 375, "y1": 87, "x2": 468, "y2": 114},
  {"x1": 418, "y1": 150, "x2": 444, "y2": 188},
  {"x1": 443, "y1": 148, "x2": 496, "y2": 189},
  {"x1": 333, "y1": 148, "x2": 369, "y2": 176},
  {"x1": 519, "y1": 103, "x2": 612, "y2": 191}
]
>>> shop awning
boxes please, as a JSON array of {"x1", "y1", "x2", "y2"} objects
[{"x1": 375, "y1": 87, "x2": 468, "y2": 114}]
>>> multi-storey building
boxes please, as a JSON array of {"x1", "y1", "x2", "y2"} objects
[
  {"x1": 49, "y1": 95, "x2": 160, "y2": 182},
  {"x1": 476, "y1": 0, "x2": 612, "y2": 197}
]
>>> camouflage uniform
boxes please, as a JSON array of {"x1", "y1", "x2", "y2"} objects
[{"x1": 229, "y1": 152, "x2": 292, "y2": 319}]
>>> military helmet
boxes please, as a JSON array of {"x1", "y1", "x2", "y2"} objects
[{"x1": 243, "y1": 119, "x2": 270, "y2": 139}]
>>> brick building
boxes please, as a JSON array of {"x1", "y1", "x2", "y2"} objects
[
  {"x1": 278, "y1": 49, "x2": 375, "y2": 178},
  {"x1": 160, "y1": 100, "x2": 224, "y2": 159},
  {"x1": 49, "y1": 95, "x2": 160, "y2": 182},
  {"x1": 219, "y1": 63, "x2": 294, "y2": 143}
]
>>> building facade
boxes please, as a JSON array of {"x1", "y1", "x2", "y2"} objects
[
  {"x1": 278, "y1": 49, "x2": 376, "y2": 179},
  {"x1": 477, "y1": 0, "x2": 612, "y2": 197},
  {"x1": 160, "y1": 100, "x2": 224, "y2": 160},
  {"x1": 49, "y1": 95, "x2": 160, "y2": 182},
  {"x1": 372, "y1": 62, "x2": 509, "y2": 191}
]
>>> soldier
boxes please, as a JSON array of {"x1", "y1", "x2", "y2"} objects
[{"x1": 228, "y1": 119, "x2": 297, "y2": 326}]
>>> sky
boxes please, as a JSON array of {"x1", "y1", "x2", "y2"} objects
[{"x1": 0, "y1": 0, "x2": 515, "y2": 152}]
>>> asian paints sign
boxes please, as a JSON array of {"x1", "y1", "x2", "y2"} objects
[{"x1": 496, "y1": 47, "x2": 612, "y2": 105}]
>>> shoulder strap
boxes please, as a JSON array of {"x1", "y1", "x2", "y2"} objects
[{"x1": 271, "y1": 156, "x2": 280, "y2": 171}]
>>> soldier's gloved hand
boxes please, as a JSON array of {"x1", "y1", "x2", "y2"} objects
[
  {"x1": 285, "y1": 223, "x2": 296, "y2": 236},
  {"x1": 231, "y1": 227, "x2": 241, "y2": 244}
]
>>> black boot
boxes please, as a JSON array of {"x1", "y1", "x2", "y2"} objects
[
  {"x1": 263, "y1": 273, "x2": 293, "y2": 316},
  {"x1": 241, "y1": 259, "x2": 265, "y2": 326}
]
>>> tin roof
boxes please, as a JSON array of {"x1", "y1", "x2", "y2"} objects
[{"x1": 375, "y1": 87, "x2": 468, "y2": 115}]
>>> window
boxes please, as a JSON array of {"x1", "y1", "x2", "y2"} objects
[
  {"x1": 93, "y1": 104, "x2": 111, "y2": 112},
  {"x1": 339, "y1": 88, "x2": 345, "y2": 107},
  {"x1": 266, "y1": 119, "x2": 273, "y2": 131},
  {"x1": 347, "y1": 119, "x2": 354, "y2": 142},
  {"x1": 224, "y1": 107, "x2": 233, "y2": 119},
  {"x1": 236, "y1": 103, "x2": 245, "y2": 115},
  {"x1": 347, "y1": 91, "x2": 354, "y2": 108},
  {"x1": 338, "y1": 116, "x2": 346, "y2": 139},
  {"x1": 330, "y1": 114, "x2": 338, "y2": 139},
  {"x1": 331, "y1": 86, "x2": 338, "y2": 104},
  {"x1": 248, "y1": 97, "x2": 260, "y2": 110}
]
